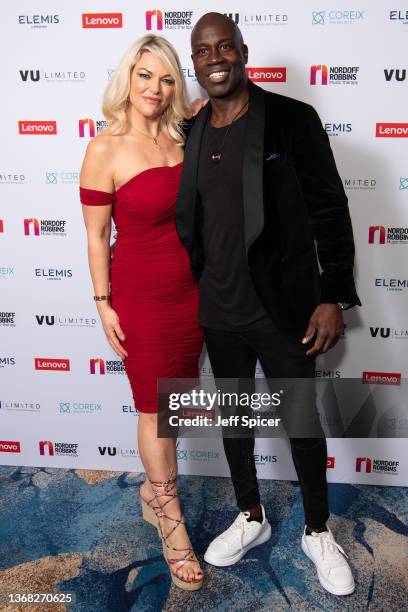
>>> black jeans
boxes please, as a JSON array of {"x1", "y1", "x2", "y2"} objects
[{"x1": 204, "y1": 322, "x2": 329, "y2": 529}]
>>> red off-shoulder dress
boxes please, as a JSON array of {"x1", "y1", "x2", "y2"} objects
[{"x1": 80, "y1": 163, "x2": 203, "y2": 413}]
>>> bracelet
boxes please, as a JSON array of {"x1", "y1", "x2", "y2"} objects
[{"x1": 93, "y1": 295, "x2": 111, "y2": 302}]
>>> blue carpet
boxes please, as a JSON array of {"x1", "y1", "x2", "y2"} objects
[{"x1": 0, "y1": 466, "x2": 407, "y2": 611}]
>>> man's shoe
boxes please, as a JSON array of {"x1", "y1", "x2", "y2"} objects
[
  {"x1": 301, "y1": 526, "x2": 355, "y2": 595},
  {"x1": 204, "y1": 505, "x2": 271, "y2": 567}
]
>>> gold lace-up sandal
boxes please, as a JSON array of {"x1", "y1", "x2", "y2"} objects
[{"x1": 141, "y1": 472, "x2": 203, "y2": 591}]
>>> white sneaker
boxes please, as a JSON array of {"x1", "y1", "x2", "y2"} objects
[
  {"x1": 204, "y1": 505, "x2": 272, "y2": 567},
  {"x1": 301, "y1": 527, "x2": 355, "y2": 595}
]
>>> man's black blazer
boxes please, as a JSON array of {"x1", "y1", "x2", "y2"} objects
[{"x1": 176, "y1": 81, "x2": 361, "y2": 336}]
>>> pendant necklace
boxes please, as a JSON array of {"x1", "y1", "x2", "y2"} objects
[
  {"x1": 131, "y1": 124, "x2": 161, "y2": 149},
  {"x1": 209, "y1": 99, "x2": 249, "y2": 163}
]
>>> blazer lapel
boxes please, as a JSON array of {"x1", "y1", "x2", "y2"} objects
[
  {"x1": 176, "y1": 104, "x2": 211, "y2": 252},
  {"x1": 243, "y1": 81, "x2": 266, "y2": 251}
]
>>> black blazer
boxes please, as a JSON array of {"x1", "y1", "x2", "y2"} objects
[{"x1": 176, "y1": 81, "x2": 361, "y2": 336}]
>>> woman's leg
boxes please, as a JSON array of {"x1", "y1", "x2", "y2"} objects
[{"x1": 137, "y1": 412, "x2": 202, "y2": 583}]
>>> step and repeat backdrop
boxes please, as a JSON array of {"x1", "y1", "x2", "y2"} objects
[{"x1": 1, "y1": 1, "x2": 407, "y2": 485}]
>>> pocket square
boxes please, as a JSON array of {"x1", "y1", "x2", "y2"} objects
[{"x1": 264, "y1": 152, "x2": 281, "y2": 161}]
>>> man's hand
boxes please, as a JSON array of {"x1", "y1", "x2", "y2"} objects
[{"x1": 302, "y1": 304, "x2": 343, "y2": 357}]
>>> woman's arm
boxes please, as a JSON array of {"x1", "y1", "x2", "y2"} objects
[{"x1": 80, "y1": 138, "x2": 128, "y2": 359}]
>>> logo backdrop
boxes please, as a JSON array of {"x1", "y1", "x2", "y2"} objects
[{"x1": 1, "y1": 1, "x2": 407, "y2": 485}]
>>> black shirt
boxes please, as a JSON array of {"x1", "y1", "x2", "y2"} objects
[{"x1": 197, "y1": 113, "x2": 270, "y2": 330}]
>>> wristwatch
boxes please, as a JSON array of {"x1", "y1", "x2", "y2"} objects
[{"x1": 337, "y1": 303, "x2": 350, "y2": 310}]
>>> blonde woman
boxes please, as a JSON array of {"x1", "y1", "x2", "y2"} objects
[{"x1": 80, "y1": 35, "x2": 204, "y2": 590}]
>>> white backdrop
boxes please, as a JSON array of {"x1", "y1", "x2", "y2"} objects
[{"x1": 1, "y1": 1, "x2": 407, "y2": 486}]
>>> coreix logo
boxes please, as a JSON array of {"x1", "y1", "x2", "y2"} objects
[
  {"x1": 376, "y1": 123, "x2": 408, "y2": 137},
  {"x1": 368, "y1": 225, "x2": 408, "y2": 244},
  {"x1": 82, "y1": 13, "x2": 123, "y2": 28},
  {"x1": 18, "y1": 121, "x2": 57, "y2": 135},
  {"x1": 78, "y1": 118, "x2": 108, "y2": 138},
  {"x1": 0, "y1": 441, "x2": 21, "y2": 453},
  {"x1": 35, "y1": 358, "x2": 70, "y2": 371},
  {"x1": 327, "y1": 456, "x2": 335, "y2": 468},
  {"x1": 0, "y1": 220, "x2": 4, "y2": 233},
  {"x1": 145, "y1": 9, "x2": 193, "y2": 30},
  {"x1": 24, "y1": 218, "x2": 66, "y2": 237},
  {"x1": 246, "y1": 67, "x2": 286, "y2": 82},
  {"x1": 312, "y1": 10, "x2": 364, "y2": 26},
  {"x1": 356, "y1": 456, "x2": 399, "y2": 475},
  {"x1": 362, "y1": 371, "x2": 401, "y2": 385},
  {"x1": 310, "y1": 64, "x2": 359, "y2": 85}
]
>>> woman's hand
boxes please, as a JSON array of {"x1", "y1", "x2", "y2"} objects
[
  {"x1": 189, "y1": 97, "x2": 209, "y2": 117},
  {"x1": 99, "y1": 305, "x2": 128, "y2": 360}
]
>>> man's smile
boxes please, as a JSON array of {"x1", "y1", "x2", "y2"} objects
[{"x1": 207, "y1": 70, "x2": 230, "y2": 82}]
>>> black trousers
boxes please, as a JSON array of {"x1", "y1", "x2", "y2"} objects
[{"x1": 204, "y1": 322, "x2": 329, "y2": 529}]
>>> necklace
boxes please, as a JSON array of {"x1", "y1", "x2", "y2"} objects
[
  {"x1": 130, "y1": 124, "x2": 161, "y2": 149},
  {"x1": 208, "y1": 99, "x2": 249, "y2": 163}
]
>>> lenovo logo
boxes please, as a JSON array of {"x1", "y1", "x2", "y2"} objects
[
  {"x1": 376, "y1": 123, "x2": 408, "y2": 137},
  {"x1": 34, "y1": 358, "x2": 70, "y2": 371},
  {"x1": 19, "y1": 121, "x2": 57, "y2": 135},
  {"x1": 82, "y1": 13, "x2": 122, "y2": 28},
  {"x1": 362, "y1": 371, "x2": 401, "y2": 385},
  {"x1": 246, "y1": 67, "x2": 287, "y2": 82},
  {"x1": 0, "y1": 441, "x2": 21, "y2": 453}
]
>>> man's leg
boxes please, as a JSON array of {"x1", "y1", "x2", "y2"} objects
[
  {"x1": 248, "y1": 323, "x2": 354, "y2": 595},
  {"x1": 204, "y1": 327, "x2": 260, "y2": 513},
  {"x1": 203, "y1": 327, "x2": 272, "y2": 567},
  {"x1": 247, "y1": 323, "x2": 329, "y2": 530}
]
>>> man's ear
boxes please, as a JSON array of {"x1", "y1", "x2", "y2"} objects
[{"x1": 243, "y1": 44, "x2": 248, "y2": 64}]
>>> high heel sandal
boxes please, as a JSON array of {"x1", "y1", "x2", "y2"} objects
[{"x1": 141, "y1": 471, "x2": 203, "y2": 591}]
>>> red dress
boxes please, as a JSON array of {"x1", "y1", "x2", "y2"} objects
[{"x1": 80, "y1": 163, "x2": 203, "y2": 413}]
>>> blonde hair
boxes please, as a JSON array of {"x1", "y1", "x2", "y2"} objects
[{"x1": 102, "y1": 35, "x2": 190, "y2": 145}]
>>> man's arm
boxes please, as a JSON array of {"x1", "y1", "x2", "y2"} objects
[{"x1": 291, "y1": 103, "x2": 361, "y2": 354}]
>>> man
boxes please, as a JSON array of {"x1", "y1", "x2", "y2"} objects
[{"x1": 176, "y1": 13, "x2": 361, "y2": 596}]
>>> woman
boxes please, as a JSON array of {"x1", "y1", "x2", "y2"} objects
[{"x1": 80, "y1": 35, "x2": 204, "y2": 590}]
